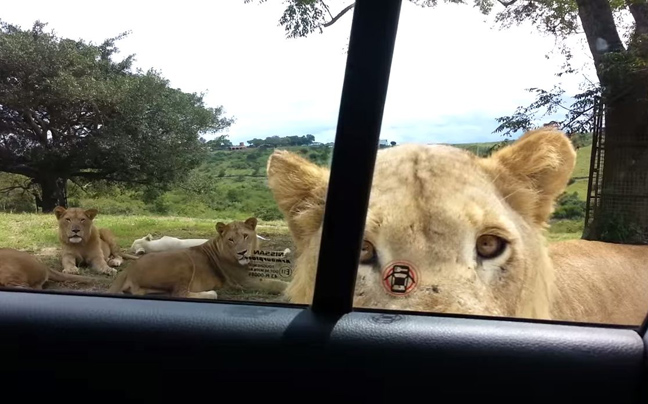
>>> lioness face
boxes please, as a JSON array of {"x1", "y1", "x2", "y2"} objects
[
  {"x1": 54, "y1": 207, "x2": 99, "y2": 244},
  {"x1": 216, "y1": 217, "x2": 259, "y2": 265},
  {"x1": 267, "y1": 128, "x2": 576, "y2": 320}
]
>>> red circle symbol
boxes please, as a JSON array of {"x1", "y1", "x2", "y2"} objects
[{"x1": 381, "y1": 260, "x2": 419, "y2": 296}]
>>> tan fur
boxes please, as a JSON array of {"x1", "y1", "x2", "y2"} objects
[
  {"x1": 54, "y1": 206, "x2": 138, "y2": 276},
  {"x1": 549, "y1": 239, "x2": 648, "y2": 325},
  {"x1": 0, "y1": 248, "x2": 103, "y2": 289},
  {"x1": 108, "y1": 218, "x2": 288, "y2": 299},
  {"x1": 268, "y1": 127, "x2": 580, "y2": 320}
]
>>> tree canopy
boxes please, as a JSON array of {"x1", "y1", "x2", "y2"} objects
[{"x1": 0, "y1": 20, "x2": 234, "y2": 212}]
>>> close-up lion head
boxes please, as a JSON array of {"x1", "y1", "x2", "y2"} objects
[
  {"x1": 216, "y1": 217, "x2": 259, "y2": 265},
  {"x1": 266, "y1": 127, "x2": 576, "y2": 320},
  {"x1": 54, "y1": 207, "x2": 98, "y2": 245}
]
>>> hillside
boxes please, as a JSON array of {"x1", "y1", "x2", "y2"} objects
[{"x1": 0, "y1": 134, "x2": 592, "y2": 222}]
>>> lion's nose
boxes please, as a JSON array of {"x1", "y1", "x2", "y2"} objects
[{"x1": 72, "y1": 229, "x2": 80, "y2": 233}]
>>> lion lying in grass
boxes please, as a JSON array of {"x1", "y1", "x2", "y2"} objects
[
  {"x1": 130, "y1": 234, "x2": 209, "y2": 255},
  {"x1": 0, "y1": 248, "x2": 103, "y2": 289},
  {"x1": 267, "y1": 127, "x2": 648, "y2": 325},
  {"x1": 54, "y1": 206, "x2": 138, "y2": 276},
  {"x1": 109, "y1": 218, "x2": 288, "y2": 299}
]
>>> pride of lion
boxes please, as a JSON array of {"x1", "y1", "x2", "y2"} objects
[{"x1": 0, "y1": 127, "x2": 647, "y2": 326}]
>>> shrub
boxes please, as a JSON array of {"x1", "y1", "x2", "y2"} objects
[{"x1": 552, "y1": 192, "x2": 585, "y2": 220}]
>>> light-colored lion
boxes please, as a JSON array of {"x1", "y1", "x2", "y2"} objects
[
  {"x1": 0, "y1": 248, "x2": 104, "y2": 289},
  {"x1": 54, "y1": 206, "x2": 138, "y2": 275},
  {"x1": 130, "y1": 235, "x2": 209, "y2": 255},
  {"x1": 109, "y1": 218, "x2": 288, "y2": 299},
  {"x1": 267, "y1": 127, "x2": 648, "y2": 324},
  {"x1": 549, "y1": 239, "x2": 648, "y2": 325},
  {"x1": 130, "y1": 234, "x2": 282, "y2": 255}
]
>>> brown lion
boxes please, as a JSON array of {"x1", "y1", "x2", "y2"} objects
[
  {"x1": 108, "y1": 218, "x2": 288, "y2": 299},
  {"x1": 54, "y1": 206, "x2": 138, "y2": 276},
  {"x1": 266, "y1": 126, "x2": 648, "y2": 325},
  {"x1": 0, "y1": 248, "x2": 103, "y2": 289}
]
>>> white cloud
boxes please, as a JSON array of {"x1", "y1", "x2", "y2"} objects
[{"x1": 2, "y1": 1, "x2": 596, "y2": 145}]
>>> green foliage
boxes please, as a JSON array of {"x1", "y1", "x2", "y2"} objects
[
  {"x1": 0, "y1": 144, "x2": 331, "y2": 220},
  {"x1": 587, "y1": 211, "x2": 647, "y2": 244},
  {"x1": 569, "y1": 132, "x2": 593, "y2": 149},
  {"x1": 552, "y1": 191, "x2": 585, "y2": 220},
  {"x1": 0, "y1": 20, "x2": 233, "y2": 210},
  {"x1": 247, "y1": 134, "x2": 315, "y2": 147},
  {"x1": 0, "y1": 173, "x2": 36, "y2": 212}
]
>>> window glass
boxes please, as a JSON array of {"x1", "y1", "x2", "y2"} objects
[
  {"x1": 0, "y1": 0, "x2": 348, "y2": 305},
  {"x1": 259, "y1": 2, "x2": 648, "y2": 327},
  {"x1": 3, "y1": 1, "x2": 648, "y2": 329}
]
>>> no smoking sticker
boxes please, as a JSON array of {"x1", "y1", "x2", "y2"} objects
[{"x1": 381, "y1": 260, "x2": 419, "y2": 296}]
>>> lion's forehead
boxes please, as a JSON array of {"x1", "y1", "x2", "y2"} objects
[
  {"x1": 60, "y1": 208, "x2": 88, "y2": 221},
  {"x1": 373, "y1": 144, "x2": 489, "y2": 191}
]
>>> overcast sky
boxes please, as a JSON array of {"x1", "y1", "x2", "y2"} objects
[{"x1": 3, "y1": 1, "x2": 596, "y2": 145}]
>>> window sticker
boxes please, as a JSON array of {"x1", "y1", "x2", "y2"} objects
[
  {"x1": 248, "y1": 249, "x2": 293, "y2": 279},
  {"x1": 381, "y1": 260, "x2": 419, "y2": 296}
]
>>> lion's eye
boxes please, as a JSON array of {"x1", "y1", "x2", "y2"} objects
[
  {"x1": 476, "y1": 235, "x2": 507, "y2": 259},
  {"x1": 244, "y1": 234, "x2": 248, "y2": 240},
  {"x1": 81, "y1": 219, "x2": 85, "y2": 222},
  {"x1": 229, "y1": 238, "x2": 234, "y2": 243},
  {"x1": 66, "y1": 218, "x2": 71, "y2": 222},
  {"x1": 359, "y1": 240, "x2": 376, "y2": 265}
]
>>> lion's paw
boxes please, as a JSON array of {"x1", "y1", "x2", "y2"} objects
[
  {"x1": 100, "y1": 266, "x2": 118, "y2": 275},
  {"x1": 203, "y1": 290, "x2": 218, "y2": 299},
  {"x1": 62, "y1": 266, "x2": 80, "y2": 274},
  {"x1": 108, "y1": 257, "x2": 123, "y2": 267}
]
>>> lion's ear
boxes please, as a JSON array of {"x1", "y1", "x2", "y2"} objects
[
  {"x1": 266, "y1": 150, "x2": 330, "y2": 245},
  {"x1": 54, "y1": 206, "x2": 67, "y2": 220},
  {"x1": 244, "y1": 217, "x2": 258, "y2": 230},
  {"x1": 84, "y1": 209, "x2": 98, "y2": 220},
  {"x1": 216, "y1": 222, "x2": 226, "y2": 235},
  {"x1": 481, "y1": 127, "x2": 576, "y2": 227},
  {"x1": 145, "y1": 234, "x2": 153, "y2": 241}
]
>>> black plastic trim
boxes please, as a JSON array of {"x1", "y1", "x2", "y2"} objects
[{"x1": 0, "y1": 290, "x2": 644, "y2": 402}]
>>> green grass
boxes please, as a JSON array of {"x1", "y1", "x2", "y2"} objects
[
  {"x1": 0, "y1": 212, "x2": 295, "y2": 301},
  {"x1": 572, "y1": 145, "x2": 592, "y2": 178},
  {"x1": 0, "y1": 212, "x2": 290, "y2": 252},
  {"x1": 546, "y1": 219, "x2": 584, "y2": 242}
]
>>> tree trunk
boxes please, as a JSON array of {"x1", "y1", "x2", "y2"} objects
[
  {"x1": 37, "y1": 176, "x2": 68, "y2": 213},
  {"x1": 575, "y1": 0, "x2": 648, "y2": 243},
  {"x1": 585, "y1": 77, "x2": 648, "y2": 244}
]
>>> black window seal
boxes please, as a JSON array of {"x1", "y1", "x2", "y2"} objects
[{"x1": 311, "y1": 0, "x2": 403, "y2": 316}]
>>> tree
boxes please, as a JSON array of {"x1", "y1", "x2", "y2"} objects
[
  {"x1": 390, "y1": 141, "x2": 396, "y2": 147},
  {"x1": 206, "y1": 138, "x2": 233, "y2": 151},
  {"x1": 246, "y1": 0, "x2": 648, "y2": 243},
  {"x1": 0, "y1": 20, "x2": 234, "y2": 212}
]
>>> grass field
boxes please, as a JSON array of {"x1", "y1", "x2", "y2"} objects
[{"x1": 0, "y1": 213, "x2": 295, "y2": 302}]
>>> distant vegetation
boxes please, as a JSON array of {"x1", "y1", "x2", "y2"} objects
[
  {"x1": 2, "y1": 132, "x2": 592, "y2": 225},
  {"x1": 0, "y1": 141, "x2": 332, "y2": 221}
]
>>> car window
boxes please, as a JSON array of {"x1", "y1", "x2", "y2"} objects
[{"x1": 1, "y1": 1, "x2": 647, "y2": 330}]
